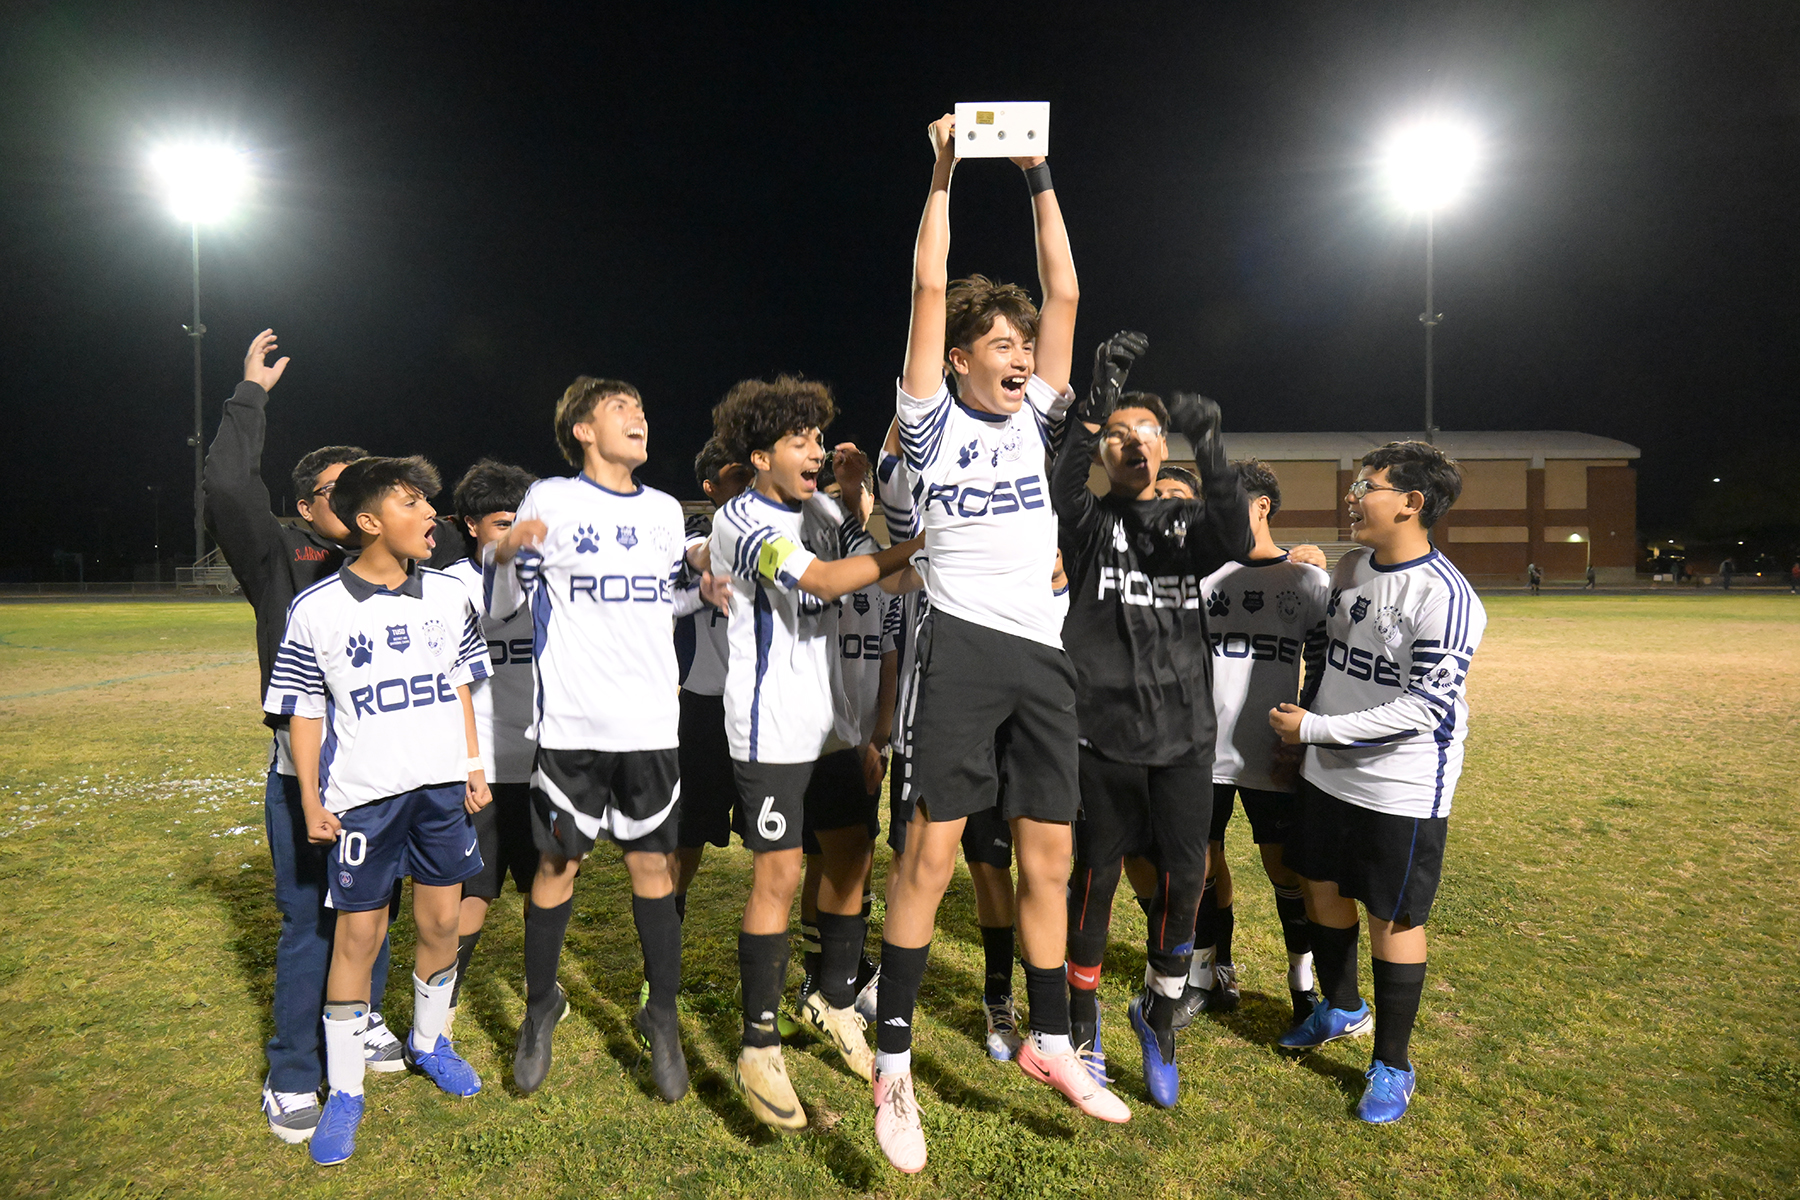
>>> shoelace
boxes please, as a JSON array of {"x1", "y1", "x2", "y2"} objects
[
  {"x1": 987, "y1": 1002, "x2": 1018, "y2": 1036},
  {"x1": 364, "y1": 1015, "x2": 398, "y2": 1048},
  {"x1": 1075, "y1": 1041, "x2": 1113, "y2": 1086},
  {"x1": 268, "y1": 1090, "x2": 319, "y2": 1115},
  {"x1": 884, "y1": 1076, "x2": 919, "y2": 1123}
]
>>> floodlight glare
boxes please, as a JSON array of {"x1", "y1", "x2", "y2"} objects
[
  {"x1": 151, "y1": 144, "x2": 250, "y2": 224},
  {"x1": 1381, "y1": 120, "x2": 1478, "y2": 212}
]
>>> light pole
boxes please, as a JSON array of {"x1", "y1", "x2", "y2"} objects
[
  {"x1": 1381, "y1": 120, "x2": 1477, "y2": 442},
  {"x1": 151, "y1": 143, "x2": 250, "y2": 564}
]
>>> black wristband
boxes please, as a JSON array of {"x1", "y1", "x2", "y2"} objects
[{"x1": 1024, "y1": 161, "x2": 1053, "y2": 195}]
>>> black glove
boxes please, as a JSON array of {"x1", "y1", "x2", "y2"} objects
[
  {"x1": 1167, "y1": 391, "x2": 1226, "y2": 484},
  {"x1": 1077, "y1": 330, "x2": 1149, "y2": 424}
]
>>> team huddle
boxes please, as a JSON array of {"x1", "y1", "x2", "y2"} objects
[{"x1": 212, "y1": 113, "x2": 1487, "y2": 1174}]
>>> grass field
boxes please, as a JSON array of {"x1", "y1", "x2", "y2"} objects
[{"x1": 2, "y1": 594, "x2": 1797, "y2": 1199}]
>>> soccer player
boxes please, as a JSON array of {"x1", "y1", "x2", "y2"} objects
[
  {"x1": 484, "y1": 377, "x2": 713, "y2": 1102},
  {"x1": 1053, "y1": 330, "x2": 1253, "y2": 1110},
  {"x1": 264, "y1": 455, "x2": 493, "y2": 1166},
  {"x1": 874, "y1": 112, "x2": 1130, "y2": 1175},
  {"x1": 1174, "y1": 459, "x2": 1331, "y2": 1030},
  {"x1": 441, "y1": 460, "x2": 540, "y2": 1035},
  {"x1": 1269, "y1": 440, "x2": 1486, "y2": 1124},
  {"x1": 707, "y1": 376, "x2": 920, "y2": 1130}
]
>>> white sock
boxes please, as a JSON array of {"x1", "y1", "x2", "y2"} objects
[
  {"x1": 1188, "y1": 946, "x2": 1217, "y2": 988},
  {"x1": 1288, "y1": 950, "x2": 1315, "y2": 992},
  {"x1": 1033, "y1": 1031, "x2": 1073, "y2": 1056},
  {"x1": 411, "y1": 969, "x2": 456, "y2": 1053},
  {"x1": 323, "y1": 1012, "x2": 367, "y2": 1097},
  {"x1": 874, "y1": 1049, "x2": 911, "y2": 1079},
  {"x1": 1146, "y1": 967, "x2": 1186, "y2": 999}
]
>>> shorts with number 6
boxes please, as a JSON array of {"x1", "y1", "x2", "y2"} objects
[
  {"x1": 730, "y1": 759, "x2": 814, "y2": 853},
  {"x1": 530, "y1": 746, "x2": 682, "y2": 857},
  {"x1": 327, "y1": 783, "x2": 482, "y2": 912}
]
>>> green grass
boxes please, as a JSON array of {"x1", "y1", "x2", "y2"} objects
[{"x1": 1, "y1": 595, "x2": 1797, "y2": 1198}]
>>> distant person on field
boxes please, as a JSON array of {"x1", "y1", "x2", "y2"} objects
[
  {"x1": 1527, "y1": 562, "x2": 1541, "y2": 595},
  {"x1": 1585, "y1": 564, "x2": 1596, "y2": 591},
  {"x1": 1721, "y1": 558, "x2": 1734, "y2": 590},
  {"x1": 1789, "y1": 562, "x2": 1798, "y2": 593}
]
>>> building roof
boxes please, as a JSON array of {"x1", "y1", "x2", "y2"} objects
[{"x1": 1164, "y1": 430, "x2": 1640, "y2": 466}]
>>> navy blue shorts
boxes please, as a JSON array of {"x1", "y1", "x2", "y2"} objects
[{"x1": 328, "y1": 783, "x2": 482, "y2": 913}]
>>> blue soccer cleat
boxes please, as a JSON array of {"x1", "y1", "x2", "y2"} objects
[
  {"x1": 1356, "y1": 1060, "x2": 1416, "y2": 1123},
  {"x1": 404, "y1": 1032, "x2": 483, "y2": 1097},
  {"x1": 309, "y1": 1090, "x2": 364, "y2": 1166},
  {"x1": 1073, "y1": 1009, "x2": 1111, "y2": 1088},
  {"x1": 1127, "y1": 992, "x2": 1180, "y2": 1109},
  {"x1": 1276, "y1": 999, "x2": 1373, "y2": 1051}
]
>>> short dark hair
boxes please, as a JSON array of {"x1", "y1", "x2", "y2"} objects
[
  {"x1": 328, "y1": 455, "x2": 442, "y2": 537},
  {"x1": 292, "y1": 445, "x2": 369, "y2": 507},
  {"x1": 1156, "y1": 465, "x2": 1200, "y2": 494},
  {"x1": 1233, "y1": 459, "x2": 1282, "y2": 516},
  {"x1": 1362, "y1": 440, "x2": 1463, "y2": 528},
  {"x1": 711, "y1": 375, "x2": 836, "y2": 466},
  {"x1": 453, "y1": 459, "x2": 536, "y2": 528},
  {"x1": 1111, "y1": 391, "x2": 1170, "y2": 431},
  {"x1": 693, "y1": 436, "x2": 738, "y2": 491},
  {"x1": 554, "y1": 377, "x2": 643, "y2": 467},
  {"x1": 945, "y1": 274, "x2": 1040, "y2": 365}
]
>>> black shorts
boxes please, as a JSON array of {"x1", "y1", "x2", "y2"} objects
[
  {"x1": 731, "y1": 759, "x2": 815, "y2": 853},
  {"x1": 960, "y1": 804, "x2": 1014, "y2": 869},
  {"x1": 802, "y1": 748, "x2": 880, "y2": 855},
  {"x1": 1210, "y1": 782, "x2": 1298, "y2": 846},
  {"x1": 464, "y1": 781, "x2": 538, "y2": 900},
  {"x1": 1072, "y1": 748, "x2": 1211, "y2": 876},
  {"x1": 531, "y1": 747, "x2": 682, "y2": 858},
  {"x1": 677, "y1": 690, "x2": 736, "y2": 850},
  {"x1": 904, "y1": 610, "x2": 1079, "y2": 825},
  {"x1": 328, "y1": 783, "x2": 481, "y2": 912},
  {"x1": 1284, "y1": 777, "x2": 1448, "y2": 926}
]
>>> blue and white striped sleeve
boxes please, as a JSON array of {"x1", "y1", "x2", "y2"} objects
[
  {"x1": 1024, "y1": 374, "x2": 1073, "y2": 454},
  {"x1": 1298, "y1": 589, "x2": 1462, "y2": 748},
  {"x1": 876, "y1": 453, "x2": 917, "y2": 541},
  {"x1": 447, "y1": 600, "x2": 492, "y2": 688},
  {"x1": 880, "y1": 593, "x2": 902, "y2": 655},
  {"x1": 264, "y1": 602, "x2": 328, "y2": 719},
  {"x1": 719, "y1": 502, "x2": 816, "y2": 593},
  {"x1": 896, "y1": 377, "x2": 954, "y2": 471}
]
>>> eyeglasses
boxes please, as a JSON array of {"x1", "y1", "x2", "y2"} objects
[
  {"x1": 310, "y1": 482, "x2": 337, "y2": 500},
  {"x1": 1346, "y1": 479, "x2": 1414, "y2": 500},
  {"x1": 1100, "y1": 422, "x2": 1163, "y2": 446}
]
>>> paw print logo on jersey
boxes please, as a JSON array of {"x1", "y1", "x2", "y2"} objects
[
  {"x1": 1327, "y1": 587, "x2": 1342, "y2": 617},
  {"x1": 573, "y1": 525, "x2": 601, "y2": 553},
  {"x1": 345, "y1": 632, "x2": 374, "y2": 668},
  {"x1": 1242, "y1": 589, "x2": 1264, "y2": 614},
  {"x1": 616, "y1": 525, "x2": 638, "y2": 549},
  {"x1": 386, "y1": 623, "x2": 411, "y2": 651},
  {"x1": 1112, "y1": 523, "x2": 1130, "y2": 553},
  {"x1": 956, "y1": 438, "x2": 980, "y2": 469},
  {"x1": 1206, "y1": 590, "x2": 1230, "y2": 618},
  {"x1": 1373, "y1": 604, "x2": 1406, "y2": 646},
  {"x1": 1349, "y1": 596, "x2": 1371, "y2": 624},
  {"x1": 1276, "y1": 589, "x2": 1301, "y2": 624}
]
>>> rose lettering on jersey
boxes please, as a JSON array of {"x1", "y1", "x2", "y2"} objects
[
  {"x1": 839, "y1": 633, "x2": 884, "y2": 660},
  {"x1": 1209, "y1": 631, "x2": 1302, "y2": 663},
  {"x1": 1096, "y1": 567, "x2": 1203, "y2": 609},
  {"x1": 486, "y1": 637, "x2": 535, "y2": 665},
  {"x1": 567, "y1": 574, "x2": 673, "y2": 604},
  {"x1": 350, "y1": 672, "x2": 459, "y2": 716},
  {"x1": 920, "y1": 474, "x2": 1046, "y2": 518},
  {"x1": 1323, "y1": 637, "x2": 1405, "y2": 687}
]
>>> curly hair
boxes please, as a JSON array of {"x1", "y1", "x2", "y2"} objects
[
  {"x1": 553, "y1": 376, "x2": 643, "y2": 466},
  {"x1": 1362, "y1": 440, "x2": 1463, "y2": 528},
  {"x1": 328, "y1": 455, "x2": 442, "y2": 534},
  {"x1": 711, "y1": 375, "x2": 837, "y2": 466},
  {"x1": 945, "y1": 274, "x2": 1040, "y2": 362},
  {"x1": 1232, "y1": 459, "x2": 1282, "y2": 516}
]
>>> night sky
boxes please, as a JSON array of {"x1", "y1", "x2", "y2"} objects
[{"x1": 3, "y1": 1, "x2": 1796, "y2": 577}]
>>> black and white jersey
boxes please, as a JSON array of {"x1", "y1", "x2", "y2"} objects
[
  {"x1": 1200, "y1": 555, "x2": 1330, "y2": 791},
  {"x1": 483, "y1": 475, "x2": 695, "y2": 753},
  {"x1": 263, "y1": 565, "x2": 490, "y2": 812},
  {"x1": 825, "y1": 581, "x2": 897, "y2": 752},
  {"x1": 674, "y1": 510, "x2": 730, "y2": 697},
  {"x1": 444, "y1": 558, "x2": 536, "y2": 784},
  {"x1": 1300, "y1": 547, "x2": 1487, "y2": 818},
  {"x1": 896, "y1": 374, "x2": 1071, "y2": 648}
]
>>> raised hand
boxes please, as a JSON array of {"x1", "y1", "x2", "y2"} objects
[
  {"x1": 928, "y1": 112, "x2": 957, "y2": 163},
  {"x1": 1167, "y1": 391, "x2": 1226, "y2": 478},
  {"x1": 1079, "y1": 330, "x2": 1149, "y2": 424},
  {"x1": 243, "y1": 328, "x2": 290, "y2": 392},
  {"x1": 832, "y1": 442, "x2": 870, "y2": 499}
]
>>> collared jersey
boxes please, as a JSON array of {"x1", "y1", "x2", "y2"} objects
[
  {"x1": 825, "y1": 581, "x2": 898, "y2": 752},
  {"x1": 1300, "y1": 546, "x2": 1487, "y2": 818},
  {"x1": 896, "y1": 374, "x2": 1071, "y2": 647},
  {"x1": 263, "y1": 565, "x2": 489, "y2": 813},
  {"x1": 709, "y1": 488, "x2": 874, "y2": 763},
  {"x1": 1200, "y1": 554, "x2": 1330, "y2": 791},
  {"x1": 484, "y1": 475, "x2": 690, "y2": 753},
  {"x1": 445, "y1": 558, "x2": 536, "y2": 783},
  {"x1": 675, "y1": 509, "x2": 730, "y2": 697}
]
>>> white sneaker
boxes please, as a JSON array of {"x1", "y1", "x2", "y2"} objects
[
  {"x1": 363, "y1": 1012, "x2": 405, "y2": 1073},
  {"x1": 873, "y1": 1070, "x2": 927, "y2": 1173},
  {"x1": 983, "y1": 997, "x2": 1025, "y2": 1062},
  {"x1": 262, "y1": 1085, "x2": 321, "y2": 1143},
  {"x1": 854, "y1": 966, "x2": 880, "y2": 1024},
  {"x1": 799, "y1": 990, "x2": 874, "y2": 1081},
  {"x1": 735, "y1": 1044, "x2": 807, "y2": 1131}
]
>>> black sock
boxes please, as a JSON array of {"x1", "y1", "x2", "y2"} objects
[
  {"x1": 737, "y1": 930, "x2": 789, "y2": 1048},
  {"x1": 1193, "y1": 878, "x2": 1219, "y2": 958},
  {"x1": 1068, "y1": 981, "x2": 1098, "y2": 1029},
  {"x1": 1309, "y1": 921, "x2": 1361, "y2": 1011},
  {"x1": 673, "y1": 892, "x2": 687, "y2": 923},
  {"x1": 876, "y1": 941, "x2": 930, "y2": 1055},
  {"x1": 1135, "y1": 894, "x2": 1154, "y2": 920},
  {"x1": 816, "y1": 912, "x2": 866, "y2": 1008},
  {"x1": 524, "y1": 899, "x2": 573, "y2": 1017},
  {"x1": 1215, "y1": 903, "x2": 1236, "y2": 966},
  {"x1": 979, "y1": 924, "x2": 1015, "y2": 1003},
  {"x1": 450, "y1": 929, "x2": 482, "y2": 1007},
  {"x1": 800, "y1": 919, "x2": 822, "y2": 985},
  {"x1": 1273, "y1": 884, "x2": 1311, "y2": 958},
  {"x1": 1143, "y1": 991, "x2": 1177, "y2": 1061},
  {"x1": 1023, "y1": 961, "x2": 1070, "y2": 1037},
  {"x1": 1371, "y1": 958, "x2": 1427, "y2": 1070},
  {"x1": 632, "y1": 894, "x2": 682, "y2": 1015}
]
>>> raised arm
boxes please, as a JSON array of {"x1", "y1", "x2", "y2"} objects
[
  {"x1": 901, "y1": 114, "x2": 957, "y2": 400},
  {"x1": 203, "y1": 330, "x2": 292, "y2": 600},
  {"x1": 1016, "y1": 152, "x2": 1078, "y2": 392}
]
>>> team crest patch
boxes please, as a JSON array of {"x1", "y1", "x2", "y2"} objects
[
  {"x1": 422, "y1": 618, "x2": 447, "y2": 656},
  {"x1": 1373, "y1": 604, "x2": 1406, "y2": 645},
  {"x1": 616, "y1": 525, "x2": 638, "y2": 549},
  {"x1": 1276, "y1": 590, "x2": 1301, "y2": 623},
  {"x1": 652, "y1": 525, "x2": 675, "y2": 556},
  {"x1": 386, "y1": 624, "x2": 411, "y2": 651},
  {"x1": 1349, "y1": 596, "x2": 1371, "y2": 624},
  {"x1": 994, "y1": 427, "x2": 1024, "y2": 463},
  {"x1": 339, "y1": 871, "x2": 354, "y2": 889},
  {"x1": 573, "y1": 525, "x2": 600, "y2": 553},
  {"x1": 346, "y1": 632, "x2": 373, "y2": 667},
  {"x1": 1242, "y1": 589, "x2": 1264, "y2": 614},
  {"x1": 1426, "y1": 663, "x2": 1455, "y2": 688},
  {"x1": 1206, "y1": 590, "x2": 1230, "y2": 617},
  {"x1": 853, "y1": 592, "x2": 870, "y2": 614}
]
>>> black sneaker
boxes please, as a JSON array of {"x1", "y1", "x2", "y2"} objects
[
  {"x1": 1169, "y1": 982, "x2": 1211, "y2": 1031},
  {"x1": 513, "y1": 983, "x2": 569, "y2": 1095},
  {"x1": 633, "y1": 1004, "x2": 689, "y2": 1102}
]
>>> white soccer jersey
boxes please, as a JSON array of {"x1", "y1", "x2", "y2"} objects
[
  {"x1": 1300, "y1": 546, "x2": 1487, "y2": 818},
  {"x1": 483, "y1": 475, "x2": 693, "y2": 753},
  {"x1": 710, "y1": 488, "x2": 874, "y2": 763},
  {"x1": 445, "y1": 558, "x2": 536, "y2": 783},
  {"x1": 825, "y1": 582, "x2": 897, "y2": 752},
  {"x1": 896, "y1": 374, "x2": 1071, "y2": 647},
  {"x1": 1201, "y1": 554, "x2": 1331, "y2": 792},
  {"x1": 264, "y1": 566, "x2": 490, "y2": 813}
]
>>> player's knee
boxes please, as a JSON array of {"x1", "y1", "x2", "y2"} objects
[{"x1": 752, "y1": 849, "x2": 803, "y2": 898}]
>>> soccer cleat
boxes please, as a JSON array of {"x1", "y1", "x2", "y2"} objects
[
  {"x1": 404, "y1": 1032, "x2": 482, "y2": 1097},
  {"x1": 1356, "y1": 1060, "x2": 1417, "y2": 1124},
  {"x1": 308, "y1": 1090, "x2": 363, "y2": 1166},
  {"x1": 734, "y1": 1044, "x2": 807, "y2": 1131},
  {"x1": 1168, "y1": 982, "x2": 1210, "y2": 1031},
  {"x1": 1127, "y1": 993, "x2": 1179, "y2": 1109},
  {"x1": 799, "y1": 989, "x2": 874, "y2": 1081},
  {"x1": 1276, "y1": 999, "x2": 1373, "y2": 1051},
  {"x1": 262, "y1": 1086, "x2": 321, "y2": 1144},
  {"x1": 633, "y1": 1004, "x2": 690, "y2": 1102},
  {"x1": 362, "y1": 1012, "x2": 406, "y2": 1074},
  {"x1": 854, "y1": 965, "x2": 880, "y2": 1024},
  {"x1": 1071, "y1": 1009, "x2": 1110, "y2": 1087},
  {"x1": 983, "y1": 997, "x2": 1025, "y2": 1062},
  {"x1": 1290, "y1": 987, "x2": 1322, "y2": 1026},
  {"x1": 513, "y1": 983, "x2": 569, "y2": 1095},
  {"x1": 777, "y1": 973, "x2": 810, "y2": 1039},
  {"x1": 1018, "y1": 1039, "x2": 1131, "y2": 1123},
  {"x1": 873, "y1": 1070, "x2": 927, "y2": 1174},
  {"x1": 1212, "y1": 963, "x2": 1241, "y2": 1012}
]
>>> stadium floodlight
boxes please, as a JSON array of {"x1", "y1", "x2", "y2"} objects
[{"x1": 150, "y1": 142, "x2": 252, "y2": 566}]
